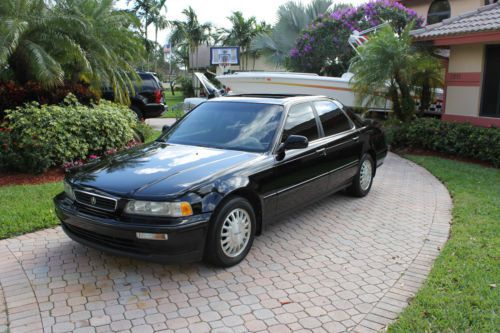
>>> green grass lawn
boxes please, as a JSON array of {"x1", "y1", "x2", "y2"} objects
[
  {"x1": 0, "y1": 182, "x2": 62, "y2": 239},
  {"x1": 144, "y1": 129, "x2": 161, "y2": 143},
  {"x1": 162, "y1": 90, "x2": 185, "y2": 118},
  {"x1": 389, "y1": 155, "x2": 500, "y2": 332}
]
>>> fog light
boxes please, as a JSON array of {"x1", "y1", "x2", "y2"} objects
[{"x1": 136, "y1": 232, "x2": 168, "y2": 241}]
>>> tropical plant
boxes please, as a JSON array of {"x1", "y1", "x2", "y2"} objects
[
  {"x1": 251, "y1": 0, "x2": 334, "y2": 67},
  {"x1": 169, "y1": 7, "x2": 212, "y2": 70},
  {"x1": 219, "y1": 12, "x2": 270, "y2": 70},
  {"x1": 0, "y1": 94, "x2": 137, "y2": 174},
  {"x1": 411, "y1": 50, "x2": 444, "y2": 114},
  {"x1": 288, "y1": 0, "x2": 423, "y2": 76},
  {"x1": 350, "y1": 24, "x2": 442, "y2": 122},
  {"x1": 129, "y1": 0, "x2": 168, "y2": 69},
  {"x1": 0, "y1": 0, "x2": 145, "y2": 104}
]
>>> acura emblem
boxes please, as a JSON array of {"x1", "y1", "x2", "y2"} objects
[{"x1": 90, "y1": 196, "x2": 96, "y2": 205}]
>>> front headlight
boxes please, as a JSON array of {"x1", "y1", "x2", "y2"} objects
[
  {"x1": 124, "y1": 200, "x2": 193, "y2": 217},
  {"x1": 64, "y1": 181, "x2": 76, "y2": 201}
]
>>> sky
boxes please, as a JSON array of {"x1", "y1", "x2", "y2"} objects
[{"x1": 116, "y1": 0, "x2": 368, "y2": 45}]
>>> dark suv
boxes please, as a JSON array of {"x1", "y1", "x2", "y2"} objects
[{"x1": 103, "y1": 71, "x2": 166, "y2": 119}]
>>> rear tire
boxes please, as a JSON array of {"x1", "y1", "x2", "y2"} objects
[
  {"x1": 130, "y1": 105, "x2": 143, "y2": 121},
  {"x1": 204, "y1": 196, "x2": 256, "y2": 267},
  {"x1": 348, "y1": 154, "x2": 374, "y2": 197}
]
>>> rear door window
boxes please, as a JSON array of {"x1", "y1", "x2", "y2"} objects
[
  {"x1": 138, "y1": 74, "x2": 159, "y2": 91},
  {"x1": 313, "y1": 101, "x2": 352, "y2": 136},
  {"x1": 282, "y1": 103, "x2": 319, "y2": 142}
]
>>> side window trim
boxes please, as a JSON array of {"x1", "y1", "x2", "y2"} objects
[
  {"x1": 314, "y1": 99, "x2": 355, "y2": 138},
  {"x1": 280, "y1": 101, "x2": 323, "y2": 144},
  {"x1": 310, "y1": 101, "x2": 325, "y2": 138}
]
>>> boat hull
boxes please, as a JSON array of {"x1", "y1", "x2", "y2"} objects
[{"x1": 217, "y1": 72, "x2": 390, "y2": 111}]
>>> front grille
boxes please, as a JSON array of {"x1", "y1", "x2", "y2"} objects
[{"x1": 74, "y1": 190, "x2": 117, "y2": 212}]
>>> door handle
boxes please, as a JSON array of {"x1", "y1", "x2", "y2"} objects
[
  {"x1": 352, "y1": 136, "x2": 360, "y2": 141},
  {"x1": 316, "y1": 148, "x2": 327, "y2": 156}
]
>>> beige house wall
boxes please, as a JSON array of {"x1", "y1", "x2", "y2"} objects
[
  {"x1": 451, "y1": 0, "x2": 483, "y2": 16},
  {"x1": 404, "y1": 0, "x2": 483, "y2": 23},
  {"x1": 446, "y1": 87, "x2": 482, "y2": 116},
  {"x1": 445, "y1": 44, "x2": 485, "y2": 117},
  {"x1": 448, "y1": 44, "x2": 484, "y2": 72}
]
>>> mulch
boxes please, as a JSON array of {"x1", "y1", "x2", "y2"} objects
[
  {"x1": 0, "y1": 167, "x2": 65, "y2": 187},
  {"x1": 394, "y1": 147, "x2": 494, "y2": 168}
]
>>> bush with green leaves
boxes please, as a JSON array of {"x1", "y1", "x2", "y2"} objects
[
  {"x1": 0, "y1": 95, "x2": 137, "y2": 173},
  {"x1": 390, "y1": 118, "x2": 500, "y2": 167}
]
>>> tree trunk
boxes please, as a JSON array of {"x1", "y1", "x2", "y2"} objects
[
  {"x1": 419, "y1": 80, "x2": 431, "y2": 114},
  {"x1": 154, "y1": 26, "x2": 159, "y2": 74},
  {"x1": 389, "y1": 86, "x2": 401, "y2": 119},
  {"x1": 395, "y1": 74, "x2": 415, "y2": 122}
]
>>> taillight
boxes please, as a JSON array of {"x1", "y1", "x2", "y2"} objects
[{"x1": 154, "y1": 89, "x2": 162, "y2": 103}]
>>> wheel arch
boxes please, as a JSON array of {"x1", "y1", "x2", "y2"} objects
[{"x1": 224, "y1": 188, "x2": 264, "y2": 236}]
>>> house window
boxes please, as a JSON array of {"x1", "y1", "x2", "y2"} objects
[
  {"x1": 427, "y1": 0, "x2": 451, "y2": 25},
  {"x1": 481, "y1": 45, "x2": 500, "y2": 118},
  {"x1": 485, "y1": 0, "x2": 498, "y2": 5}
]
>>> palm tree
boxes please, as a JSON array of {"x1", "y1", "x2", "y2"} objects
[
  {"x1": 0, "y1": 0, "x2": 145, "y2": 104},
  {"x1": 169, "y1": 7, "x2": 211, "y2": 70},
  {"x1": 0, "y1": 0, "x2": 79, "y2": 86},
  {"x1": 411, "y1": 51, "x2": 444, "y2": 114},
  {"x1": 251, "y1": 0, "x2": 333, "y2": 67},
  {"x1": 56, "y1": 0, "x2": 145, "y2": 103},
  {"x1": 130, "y1": 0, "x2": 167, "y2": 69},
  {"x1": 221, "y1": 12, "x2": 270, "y2": 70},
  {"x1": 350, "y1": 23, "x2": 441, "y2": 122}
]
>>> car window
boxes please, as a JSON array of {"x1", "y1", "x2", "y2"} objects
[
  {"x1": 313, "y1": 101, "x2": 352, "y2": 136},
  {"x1": 162, "y1": 102, "x2": 283, "y2": 153},
  {"x1": 282, "y1": 103, "x2": 319, "y2": 142},
  {"x1": 138, "y1": 74, "x2": 159, "y2": 91}
]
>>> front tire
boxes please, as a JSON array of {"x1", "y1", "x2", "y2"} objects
[
  {"x1": 204, "y1": 197, "x2": 256, "y2": 267},
  {"x1": 348, "y1": 154, "x2": 374, "y2": 197}
]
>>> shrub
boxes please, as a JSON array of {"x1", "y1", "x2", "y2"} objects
[
  {"x1": 0, "y1": 95, "x2": 136, "y2": 174},
  {"x1": 390, "y1": 118, "x2": 500, "y2": 166},
  {"x1": 0, "y1": 81, "x2": 99, "y2": 118},
  {"x1": 178, "y1": 76, "x2": 195, "y2": 97}
]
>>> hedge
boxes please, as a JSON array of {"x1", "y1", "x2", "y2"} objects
[
  {"x1": 0, "y1": 81, "x2": 98, "y2": 118},
  {"x1": 0, "y1": 95, "x2": 136, "y2": 174},
  {"x1": 390, "y1": 118, "x2": 500, "y2": 167}
]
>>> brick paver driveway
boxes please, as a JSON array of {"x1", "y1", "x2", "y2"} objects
[{"x1": 0, "y1": 153, "x2": 451, "y2": 333}]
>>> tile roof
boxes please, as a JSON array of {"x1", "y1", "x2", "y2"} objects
[{"x1": 412, "y1": 2, "x2": 500, "y2": 39}]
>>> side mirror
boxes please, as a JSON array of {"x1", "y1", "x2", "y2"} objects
[
  {"x1": 284, "y1": 135, "x2": 309, "y2": 150},
  {"x1": 276, "y1": 135, "x2": 308, "y2": 160},
  {"x1": 162, "y1": 125, "x2": 170, "y2": 133}
]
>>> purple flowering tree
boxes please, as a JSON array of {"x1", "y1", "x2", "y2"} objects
[{"x1": 288, "y1": 0, "x2": 423, "y2": 76}]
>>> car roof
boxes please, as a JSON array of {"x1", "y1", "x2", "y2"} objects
[{"x1": 209, "y1": 95, "x2": 331, "y2": 105}]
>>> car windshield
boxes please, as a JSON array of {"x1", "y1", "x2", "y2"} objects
[{"x1": 161, "y1": 102, "x2": 284, "y2": 152}]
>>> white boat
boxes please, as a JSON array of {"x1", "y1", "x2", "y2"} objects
[{"x1": 216, "y1": 71, "x2": 391, "y2": 112}]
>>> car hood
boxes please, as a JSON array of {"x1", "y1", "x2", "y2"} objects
[{"x1": 70, "y1": 143, "x2": 261, "y2": 199}]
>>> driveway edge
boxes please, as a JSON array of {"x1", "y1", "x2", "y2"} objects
[
  {"x1": 352, "y1": 157, "x2": 453, "y2": 332},
  {"x1": 0, "y1": 243, "x2": 43, "y2": 332}
]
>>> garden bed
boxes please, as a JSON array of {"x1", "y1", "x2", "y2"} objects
[{"x1": 0, "y1": 168, "x2": 64, "y2": 187}]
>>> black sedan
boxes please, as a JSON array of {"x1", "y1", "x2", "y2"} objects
[{"x1": 55, "y1": 95, "x2": 387, "y2": 267}]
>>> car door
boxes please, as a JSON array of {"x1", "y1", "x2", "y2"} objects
[
  {"x1": 268, "y1": 102, "x2": 330, "y2": 216},
  {"x1": 312, "y1": 100, "x2": 362, "y2": 190}
]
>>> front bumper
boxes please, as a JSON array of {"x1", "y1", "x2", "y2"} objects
[{"x1": 54, "y1": 193, "x2": 210, "y2": 263}]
